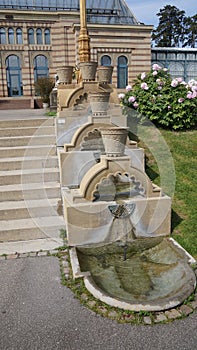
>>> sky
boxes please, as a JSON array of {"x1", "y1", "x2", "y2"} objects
[{"x1": 126, "y1": 0, "x2": 197, "y2": 27}]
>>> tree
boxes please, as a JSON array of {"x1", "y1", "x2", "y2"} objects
[
  {"x1": 34, "y1": 77, "x2": 54, "y2": 104},
  {"x1": 152, "y1": 5, "x2": 186, "y2": 47},
  {"x1": 183, "y1": 15, "x2": 197, "y2": 48}
]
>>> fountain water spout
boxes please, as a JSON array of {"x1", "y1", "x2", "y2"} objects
[{"x1": 123, "y1": 243, "x2": 128, "y2": 261}]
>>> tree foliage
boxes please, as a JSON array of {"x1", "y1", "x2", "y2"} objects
[
  {"x1": 34, "y1": 77, "x2": 54, "y2": 104},
  {"x1": 183, "y1": 15, "x2": 197, "y2": 48},
  {"x1": 152, "y1": 5, "x2": 197, "y2": 48}
]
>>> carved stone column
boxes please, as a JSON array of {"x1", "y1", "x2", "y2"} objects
[{"x1": 78, "y1": 0, "x2": 90, "y2": 62}]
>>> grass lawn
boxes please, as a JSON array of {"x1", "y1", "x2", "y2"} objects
[{"x1": 142, "y1": 128, "x2": 197, "y2": 260}]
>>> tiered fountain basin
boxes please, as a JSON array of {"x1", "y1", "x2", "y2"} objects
[
  {"x1": 60, "y1": 114, "x2": 196, "y2": 312},
  {"x1": 62, "y1": 152, "x2": 196, "y2": 311}
]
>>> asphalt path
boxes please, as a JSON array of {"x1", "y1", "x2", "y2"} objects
[{"x1": 0, "y1": 257, "x2": 196, "y2": 350}]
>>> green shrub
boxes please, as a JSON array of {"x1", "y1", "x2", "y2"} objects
[{"x1": 119, "y1": 65, "x2": 197, "y2": 130}]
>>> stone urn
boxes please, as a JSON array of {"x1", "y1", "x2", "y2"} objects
[
  {"x1": 100, "y1": 127, "x2": 129, "y2": 157},
  {"x1": 56, "y1": 66, "x2": 73, "y2": 84},
  {"x1": 89, "y1": 91, "x2": 110, "y2": 116},
  {"x1": 97, "y1": 66, "x2": 114, "y2": 84},
  {"x1": 42, "y1": 102, "x2": 49, "y2": 110},
  {"x1": 79, "y1": 61, "x2": 98, "y2": 81}
]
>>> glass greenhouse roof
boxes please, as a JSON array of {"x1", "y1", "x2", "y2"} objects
[{"x1": 0, "y1": 0, "x2": 139, "y2": 25}]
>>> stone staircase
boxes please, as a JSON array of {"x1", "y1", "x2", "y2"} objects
[{"x1": 0, "y1": 117, "x2": 65, "y2": 252}]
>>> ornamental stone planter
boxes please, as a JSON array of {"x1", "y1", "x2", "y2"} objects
[
  {"x1": 79, "y1": 61, "x2": 98, "y2": 81},
  {"x1": 97, "y1": 66, "x2": 114, "y2": 84},
  {"x1": 100, "y1": 127, "x2": 129, "y2": 157},
  {"x1": 89, "y1": 91, "x2": 110, "y2": 116},
  {"x1": 56, "y1": 66, "x2": 73, "y2": 84},
  {"x1": 42, "y1": 102, "x2": 49, "y2": 110}
]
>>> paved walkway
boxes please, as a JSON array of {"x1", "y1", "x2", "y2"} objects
[{"x1": 0, "y1": 256, "x2": 196, "y2": 350}]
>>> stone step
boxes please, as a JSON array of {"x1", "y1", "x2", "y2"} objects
[
  {"x1": 0, "y1": 168, "x2": 59, "y2": 185},
  {"x1": 0, "y1": 216, "x2": 65, "y2": 242},
  {"x1": 0, "y1": 182, "x2": 61, "y2": 201},
  {"x1": 0, "y1": 198, "x2": 62, "y2": 220},
  {"x1": 0, "y1": 118, "x2": 54, "y2": 128},
  {"x1": 0, "y1": 145, "x2": 56, "y2": 158},
  {"x1": 0, "y1": 125, "x2": 55, "y2": 137},
  {"x1": 0, "y1": 156, "x2": 58, "y2": 171},
  {"x1": 0, "y1": 135, "x2": 56, "y2": 147},
  {"x1": 0, "y1": 115, "x2": 65, "y2": 247},
  {"x1": 0, "y1": 238, "x2": 63, "y2": 255}
]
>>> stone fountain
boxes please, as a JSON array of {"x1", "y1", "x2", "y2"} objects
[{"x1": 56, "y1": 0, "x2": 196, "y2": 311}]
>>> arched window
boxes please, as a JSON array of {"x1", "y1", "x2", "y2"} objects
[
  {"x1": 186, "y1": 63, "x2": 197, "y2": 82},
  {"x1": 44, "y1": 28, "x2": 50, "y2": 45},
  {"x1": 168, "y1": 62, "x2": 184, "y2": 80},
  {"x1": 34, "y1": 55, "x2": 49, "y2": 81},
  {"x1": 16, "y1": 28, "x2": 23, "y2": 44},
  {"x1": 36, "y1": 28, "x2": 43, "y2": 44},
  {"x1": 28, "y1": 28, "x2": 34, "y2": 44},
  {"x1": 6, "y1": 55, "x2": 23, "y2": 97},
  {"x1": 0, "y1": 27, "x2": 6, "y2": 44},
  {"x1": 117, "y1": 55, "x2": 128, "y2": 88},
  {"x1": 8, "y1": 28, "x2": 15, "y2": 44},
  {"x1": 101, "y1": 55, "x2": 111, "y2": 66}
]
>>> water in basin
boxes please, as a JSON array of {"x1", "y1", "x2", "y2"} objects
[{"x1": 77, "y1": 237, "x2": 196, "y2": 306}]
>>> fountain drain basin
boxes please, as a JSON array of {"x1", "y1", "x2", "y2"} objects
[{"x1": 71, "y1": 237, "x2": 196, "y2": 311}]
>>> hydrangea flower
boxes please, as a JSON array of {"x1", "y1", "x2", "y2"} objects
[
  {"x1": 178, "y1": 98, "x2": 184, "y2": 103},
  {"x1": 191, "y1": 85, "x2": 197, "y2": 92},
  {"x1": 126, "y1": 85, "x2": 132, "y2": 91},
  {"x1": 192, "y1": 91, "x2": 197, "y2": 98},
  {"x1": 128, "y1": 96, "x2": 136, "y2": 103},
  {"x1": 141, "y1": 82, "x2": 149, "y2": 90},
  {"x1": 187, "y1": 92, "x2": 193, "y2": 99},
  {"x1": 171, "y1": 79, "x2": 179, "y2": 87},
  {"x1": 152, "y1": 71, "x2": 158, "y2": 76},
  {"x1": 152, "y1": 64, "x2": 162, "y2": 71},
  {"x1": 141, "y1": 72, "x2": 146, "y2": 80},
  {"x1": 118, "y1": 93, "x2": 125, "y2": 99},
  {"x1": 133, "y1": 102, "x2": 139, "y2": 108}
]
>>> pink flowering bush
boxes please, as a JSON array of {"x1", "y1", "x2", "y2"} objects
[{"x1": 119, "y1": 65, "x2": 197, "y2": 130}]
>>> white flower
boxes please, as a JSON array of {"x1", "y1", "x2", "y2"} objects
[
  {"x1": 171, "y1": 79, "x2": 178, "y2": 87},
  {"x1": 133, "y1": 102, "x2": 139, "y2": 108},
  {"x1": 118, "y1": 93, "x2": 125, "y2": 99},
  {"x1": 141, "y1": 82, "x2": 149, "y2": 90},
  {"x1": 126, "y1": 85, "x2": 132, "y2": 91},
  {"x1": 152, "y1": 64, "x2": 161, "y2": 71},
  {"x1": 141, "y1": 72, "x2": 146, "y2": 80},
  {"x1": 128, "y1": 96, "x2": 136, "y2": 103}
]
